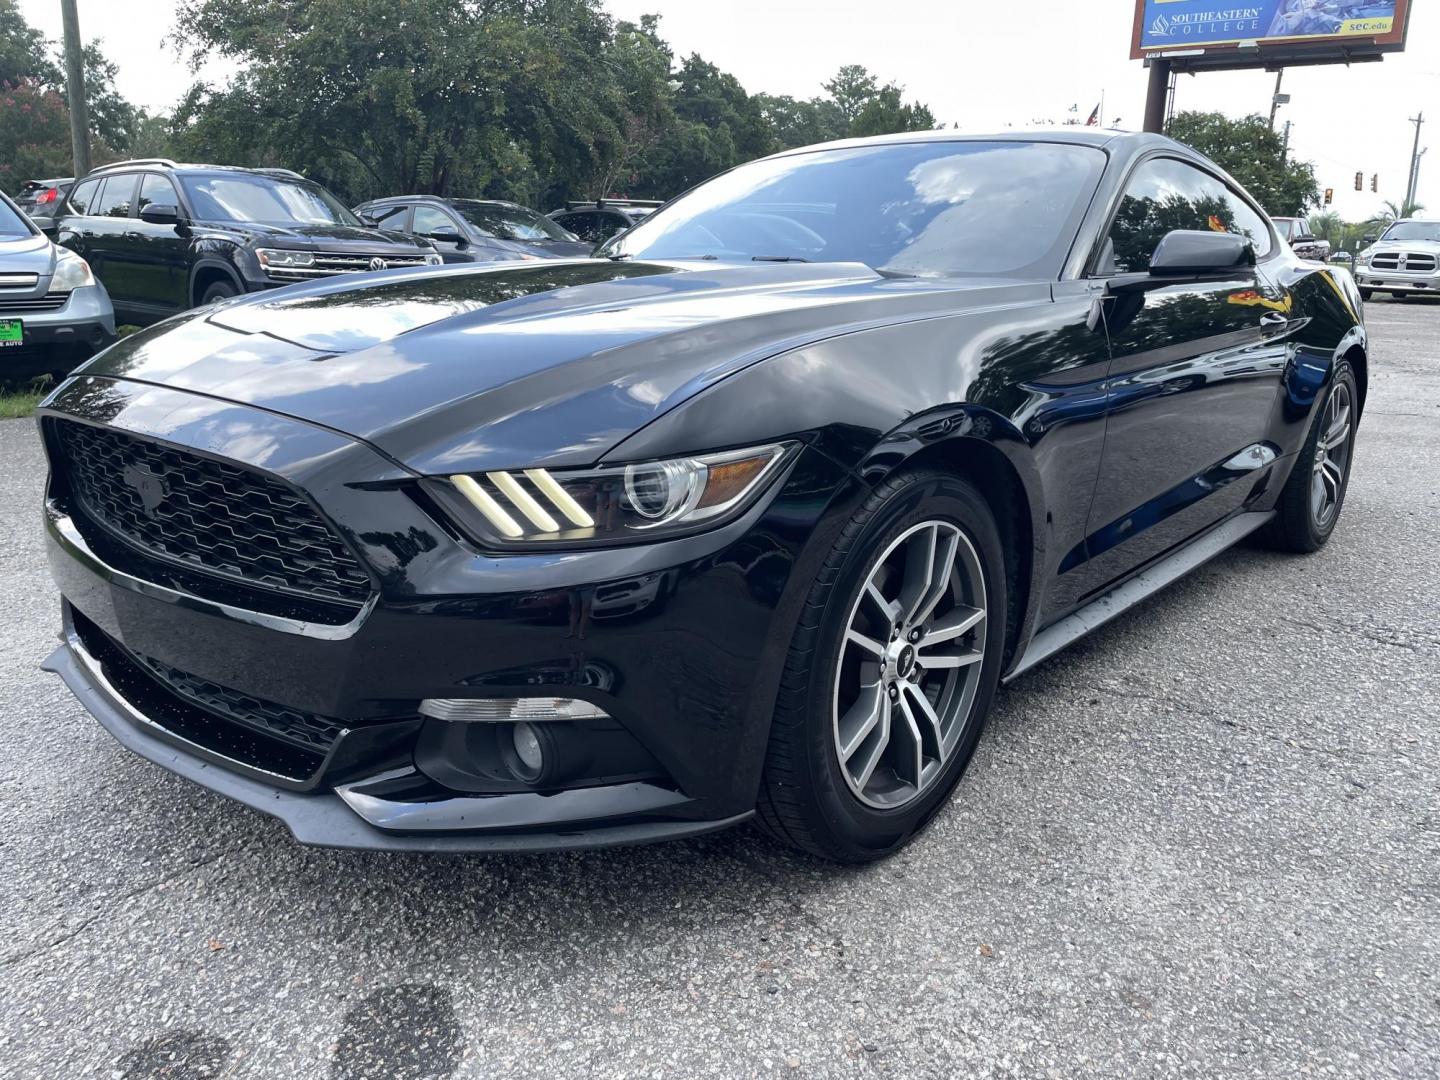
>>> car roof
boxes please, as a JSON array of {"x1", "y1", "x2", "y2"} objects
[
  {"x1": 764, "y1": 127, "x2": 1196, "y2": 165},
  {"x1": 360, "y1": 195, "x2": 525, "y2": 210},
  {"x1": 83, "y1": 160, "x2": 311, "y2": 181}
]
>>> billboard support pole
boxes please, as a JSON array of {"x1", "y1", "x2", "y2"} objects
[
  {"x1": 1268, "y1": 69, "x2": 1285, "y2": 129},
  {"x1": 1143, "y1": 58, "x2": 1171, "y2": 133}
]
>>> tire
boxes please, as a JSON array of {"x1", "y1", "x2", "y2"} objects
[
  {"x1": 755, "y1": 469, "x2": 1008, "y2": 862},
  {"x1": 199, "y1": 279, "x2": 238, "y2": 305},
  {"x1": 1260, "y1": 359, "x2": 1358, "y2": 553},
  {"x1": 1358, "y1": 288, "x2": 1373, "y2": 301}
]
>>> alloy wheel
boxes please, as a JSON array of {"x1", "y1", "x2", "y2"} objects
[
  {"x1": 1311, "y1": 381, "x2": 1353, "y2": 529},
  {"x1": 832, "y1": 520, "x2": 988, "y2": 810}
]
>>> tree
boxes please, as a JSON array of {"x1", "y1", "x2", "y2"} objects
[
  {"x1": 0, "y1": 81, "x2": 73, "y2": 190},
  {"x1": 0, "y1": 0, "x2": 58, "y2": 86},
  {"x1": 1307, "y1": 210, "x2": 1344, "y2": 245},
  {"x1": 1369, "y1": 198, "x2": 1426, "y2": 228},
  {"x1": 823, "y1": 64, "x2": 879, "y2": 125},
  {"x1": 850, "y1": 85, "x2": 935, "y2": 139},
  {"x1": 1166, "y1": 111, "x2": 1320, "y2": 216}
]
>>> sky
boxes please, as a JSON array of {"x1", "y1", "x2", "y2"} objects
[{"x1": 17, "y1": 0, "x2": 1438, "y2": 222}]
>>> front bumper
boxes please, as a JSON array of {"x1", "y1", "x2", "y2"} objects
[
  {"x1": 38, "y1": 377, "x2": 845, "y2": 851},
  {"x1": 1355, "y1": 269, "x2": 1440, "y2": 294},
  {"x1": 0, "y1": 285, "x2": 117, "y2": 377}
]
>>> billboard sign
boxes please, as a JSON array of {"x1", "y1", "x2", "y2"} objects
[{"x1": 1131, "y1": 1, "x2": 1411, "y2": 58}]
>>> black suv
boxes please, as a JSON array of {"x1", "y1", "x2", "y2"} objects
[{"x1": 55, "y1": 159, "x2": 440, "y2": 325}]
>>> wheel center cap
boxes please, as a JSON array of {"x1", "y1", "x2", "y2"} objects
[{"x1": 895, "y1": 644, "x2": 915, "y2": 678}]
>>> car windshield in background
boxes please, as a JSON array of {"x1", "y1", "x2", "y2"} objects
[
  {"x1": 1273, "y1": 218, "x2": 1297, "y2": 240},
  {"x1": 455, "y1": 203, "x2": 576, "y2": 242},
  {"x1": 179, "y1": 175, "x2": 359, "y2": 227},
  {"x1": 0, "y1": 198, "x2": 33, "y2": 237},
  {"x1": 603, "y1": 140, "x2": 1106, "y2": 277},
  {"x1": 1380, "y1": 221, "x2": 1440, "y2": 243}
]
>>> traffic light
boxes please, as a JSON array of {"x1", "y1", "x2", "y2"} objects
[
  {"x1": 1324, "y1": 188, "x2": 1334, "y2": 206},
  {"x1": 1355, "y1": 171, "x2": 1363, "y2": 190},
  {"x1": 1371, "y1": 174, "x2": 1379, "y2": 192}
]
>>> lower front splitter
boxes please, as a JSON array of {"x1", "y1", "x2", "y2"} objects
[{"x1": 42, "y1": 638, "x2": 753, "y2": 854}]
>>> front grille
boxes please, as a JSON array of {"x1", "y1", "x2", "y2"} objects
[
  {"x1": 0, "y1": 272, "x2": 40, "y2": 289},
  {"x1": 132, "y1": 651, "x2": 347, "y2": 754},
  {"x1": 0, "y1": 292, "x2": 68, "y2": 313},
  {"x1": 266, "y1": 251, "x2": 432, "y2": 281},
  {"x1": 1370, "y1": 251, "x2": 1438, "y2": 272},
  {"x1": 54, "y1": 420, "x2": 373, "y2": 606}
]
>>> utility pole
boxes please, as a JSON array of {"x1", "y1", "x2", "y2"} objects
[
  {"x1": 1405, "y1": 112, "x2": 1425, "y2": 210},
  {"x1": 1281, "y1": 120, "x2": 1291, "y2": 165},
  {"x1": 60, "y1": 0, "x2": 91, "y2": 178},
  {"x1": 1268, "y1": 69, "x2": 1285, "y2": 129}
]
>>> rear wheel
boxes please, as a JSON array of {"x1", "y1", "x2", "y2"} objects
[
  {"x1": 756, "y1": 470, "x2": 1007, "y2": 862},
  {"x1": 1358, "y1": 288, "x2": 1373, "y2": 301},
  {"x1": 1260, "y1": 360, "x2": 1357, "y2": 553}
]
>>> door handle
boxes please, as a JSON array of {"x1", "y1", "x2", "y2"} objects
[
  {"x1": 123, "y1": 231, "x2": 143, "y2": 240},
  {"x1": 1258, "y1": 311, "x2": 1289, "y2": 330}
]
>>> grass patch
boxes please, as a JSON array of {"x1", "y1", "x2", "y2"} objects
[{"x1": 0, "y1": 374, "x2": 57, "y2": 420}]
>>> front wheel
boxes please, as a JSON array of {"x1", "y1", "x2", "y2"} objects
[
  {"x1": 756, "y1": 470, "x2": 1007, "y2": 862},
  {"x1": 199, "y1": 280, "x2": 238, "y2": 306},
  {"x1": 1358, "y1": 288, "x2": 1373, "y2": 301}
]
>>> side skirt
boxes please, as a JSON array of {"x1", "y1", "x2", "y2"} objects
[{"x1": 1004, "y1": 510, "x2": 1275, "y2": 682}]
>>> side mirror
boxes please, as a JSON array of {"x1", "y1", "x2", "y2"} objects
[
  {"x1": 355, "y1": 212, "x2": 379, "y2": 227},
  {"x1": 139, "y1": 203, "x2": 181, "y2": 226},
  {"x1": 1362, "y1": 234, "x2": 1376, "y2": 244},
  {"x1": 1149, "y1": 230, "x2": 1254, "y2": 276},
  {"x1": 425, "y1": 226, "x2": 467, "y2": 247}
]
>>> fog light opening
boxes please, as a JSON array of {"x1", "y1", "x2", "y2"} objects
[{"x1": 512, "y1": 722, "x2": 544, "y2": 777}]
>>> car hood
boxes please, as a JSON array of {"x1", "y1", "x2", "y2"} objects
[
  {"x1": 1365, "y1": 238, "x2": 1440, "y2": 255},
  {"x1": 192, "y1": 221, "x2": 432, "y2": 251},
  {"x1": 0, "y1": 232, "x2": 56, "y2": 275},
  {"x1": 82, "y1": 259, "x2": 1016, "y2": 473}
]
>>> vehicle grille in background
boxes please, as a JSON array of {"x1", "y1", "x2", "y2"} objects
[
  {"x1": 133, "y1": 651, "x2": 348, "y2": 754},
  {"x1": 265, "y1": 251, "x2": 432, "y2": 281},
  {"x1": 1370, "y1": 252, "x2": 1438, "y2": 272},
  {"x1": 0, "y1": 293, "x2": 68, "y2": 313},
  {"x1": 54, "y1": 421, "x2": 373, "y2": 606},
  {"x1": 0, "y1": 272, "x2": 41, "y2": 289}
]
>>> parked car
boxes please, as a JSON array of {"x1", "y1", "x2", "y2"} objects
[
  {"x1": 1329, "y1": 250, "x2": 1353, "y2": 265},
  {"x1": 1353, "y1": 218, "x2": 1440, "y2": 300},
  {"x1": 353, "y1": 196, "x2": 592, "y2": 261},
  {"x1": 548, "y1": 198, "x2": 661, "y2": 244},
  {"x1": 0, "y1": 189, "x2": 114, "y2": 380},
  {"x1": 14, "y1": 177, "x2": 74, "y2": 229},
  {"x1": 53, "y1": 159, "x2": 441, "y2": 325},
  {"x1": 1271, "y1": 216, "x2": 1331, "y2": 262},
  {"x1": 39, "y1": 130, "x2": 1366, "y2": 862}
]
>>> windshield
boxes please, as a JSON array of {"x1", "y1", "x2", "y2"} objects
[
  {"x1": 602, "y1": 140, "x2": 1105, "y2": 277},
  {"x1": 0, "y1": 197, "x2": 33, "y2": 237},
  {"x1": 454, "y1": 203, "x2": 576, "y2": 242},
  {"x1": 179, "y1": 174, "x2": 360, "y2": 227},
  {"x1": 1380, "y1": 220, "x2": 1440, "y2": 243}
]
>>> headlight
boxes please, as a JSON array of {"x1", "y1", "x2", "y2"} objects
[
  {"x1": 255, "y1": 248, "x2": 315, "y2": 271},
  {"x1": 426, "y1": 443, "x2": 793, "y2": 547},
  {"x1": 1355, "y1": 249, "x2": 1372, "y2": 267},
  {"x1": 50, "y1": 248, "x2": 94, "y2": 292}
]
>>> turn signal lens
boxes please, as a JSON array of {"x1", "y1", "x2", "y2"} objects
[{"x1": 427, "y1": 443, "x2": 792, "y2": 548}]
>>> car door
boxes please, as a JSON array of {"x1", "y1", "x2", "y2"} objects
[
  {"x1": 55, "y1": 176, "x2": 103, "y2": 266},
  {"x1": 80, "y1": 173, "x2": 141, "y2": 307},
  {"x1": 1082, "y1": 155, "x2": 1292, "y2": 590},
  {"x1": 115, "y1": 172, "x2": 188, "y2": 313},
  {"x1": 411, "y1": 203, "x2": 472, "y2": 262}
]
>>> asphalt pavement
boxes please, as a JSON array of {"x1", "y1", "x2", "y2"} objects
[{"x1": 0, "y1": 300, "x2": 1436, "y2": 1079}]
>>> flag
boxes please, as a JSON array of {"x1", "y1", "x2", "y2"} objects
[{"x1": 1085, "y1": 103, "x2": 1100, "y2": 126}]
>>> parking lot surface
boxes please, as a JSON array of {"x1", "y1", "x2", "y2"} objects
[{"x1": 0, "y1": 301, "x2": 1436, "y2": 1079}]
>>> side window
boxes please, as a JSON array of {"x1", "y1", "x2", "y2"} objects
[
  {"x1": 1103, "y1": 158, "x2": 1262, "y2": 274},
  {"x1": 365, "y1": 203, "x2": 409, "y2": 229},
  {"x1": 137, "y1": 173, "x2": 179, "y2": 212},
  {"x1": 412, "y1": 205, "x2": 458, "y2": 237},
  {"x1": 68, "y1": 178, "x2": 100, "y2": 215},
  {"x1": 560, "y1": 212, "x2": 607, "y2": 244},
  {"x1": 92, "y1": 174, "x2": 138, "y2": 219}
]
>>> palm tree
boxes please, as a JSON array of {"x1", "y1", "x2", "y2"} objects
[
  {"x1": 1368, "y1": 198, "x2": 1426, "y2": 231},
  {"x1": 1307, "y1": 211, "x2": 1344, "y2": 245}
]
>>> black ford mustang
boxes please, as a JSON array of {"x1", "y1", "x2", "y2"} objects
[{"x1": 39, "y1": 130, "x2": 1365, "y2": 862}]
